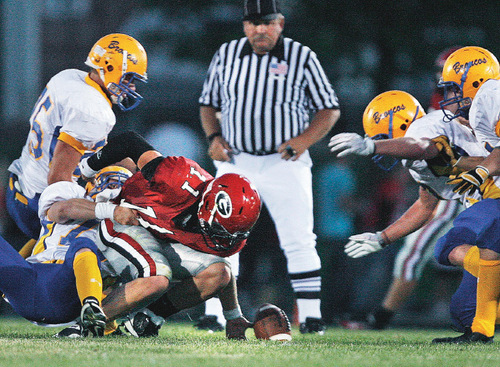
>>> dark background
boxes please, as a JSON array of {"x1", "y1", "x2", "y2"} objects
[{"x1": 0, "y1": 0, "x2": 496, "y2": 326}]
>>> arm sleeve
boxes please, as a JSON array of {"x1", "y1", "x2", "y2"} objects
[{"x1": 86, "y1": 130, "x2": 155, "y2": 171}]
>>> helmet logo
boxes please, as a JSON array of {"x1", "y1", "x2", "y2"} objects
[
  {"x1": 452, "y1": 58, "x2": 487, "y2": 75},
  {"x1": 373, "y1": 104, "x2": 405, "y2": 124},
  {"x1": 215, "y1": 191, "x2": 232, "y2": 218},
  {"x1": 108, "y1": 40, "x2": 138, "y2": 65}
]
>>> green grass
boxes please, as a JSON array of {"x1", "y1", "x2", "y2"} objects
[{"x1": 1, "y1": 317, "x2": 499, "y2": 367}]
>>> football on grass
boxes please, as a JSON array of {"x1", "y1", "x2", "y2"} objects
[{"x1": 253, "y1": 303, "x2": 292, "y2": 341}]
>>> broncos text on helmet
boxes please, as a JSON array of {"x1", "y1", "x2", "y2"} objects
[
  {"x1": 85, "y1": 33, "x2": 148, "y2": 111},
  {"x1": 438, "y1": 46, "x2": 500, "y2": 120}
]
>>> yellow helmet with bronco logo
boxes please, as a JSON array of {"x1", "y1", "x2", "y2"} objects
[
  {"x1": 438, "y1": 46, "x2": 500, "y2": 120},
  {"x1": 363, "y1": 90, "x2": 425, "y2": 140},
  {"x1": 85, "y1": 33, "x2": 148, "y2": 111}
]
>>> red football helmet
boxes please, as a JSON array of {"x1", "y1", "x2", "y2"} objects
[{"x1": 197, "y1": 173, "x2": 261, "y2": 252}]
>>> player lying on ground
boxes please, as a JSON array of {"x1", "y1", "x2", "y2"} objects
[
  {"x1": 57, "y1": 131, "x2": 262, "y2": 339},
  {"x1": 0, "y1": 166, "x2": 133, "y2": 336}
]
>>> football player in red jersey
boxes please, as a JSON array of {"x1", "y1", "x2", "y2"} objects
[{"x1": 78, "y1": 130, "x2": 261, "y2": 339}]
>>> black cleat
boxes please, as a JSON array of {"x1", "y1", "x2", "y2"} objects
[
  {"x1": 194, "y1": 315, "x2": 224, "y2": 332},
  {"x1": 80, "y1": 298, "x2": 106, "y2": 337},
  {"x1": 432, "y1": 328, "x2": 493, "y2": 344},
  {"x1": 366, "y1": 309, "x2": 394, "y2": 330},
  {"x1": 53, "y1": 323, "x2": 85, "y2": 338},
  {"x1": 299, "y1": 317, "x2": 326, "y2": 335},
  {"x1": 123, "y1": 311, "x2": 163, "y2": 337}
]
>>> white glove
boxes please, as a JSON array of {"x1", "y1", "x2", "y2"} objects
[
  {"x1": 79, "y1": 157, "x2": 99, "y2": 179},
  {"x1": 344, "y1": 231, "x2": 386, "y2": 258},
  {"x1": 328, "y1": 133, "x2": 375, "y2": 157}
]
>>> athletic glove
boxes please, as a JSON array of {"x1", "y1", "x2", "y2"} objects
[
  {"x1": 344, "y1": 231, "x2": 387, "y2": 259},
  {"x1": 447, "y1": 165, "x2": 489, "y2": 196},
  {"x1": 328, "y1": 133, "x2": 375, "y2": 158},
  {"x1": 426, "y1": 135, "x2": 461, "y2": 176},
  {"x1": 226, "y1": 316, "x2": 252, "y2": 340}
]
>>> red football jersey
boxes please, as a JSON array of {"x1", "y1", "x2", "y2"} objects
[{"x1": 118, "y1": 156, "x2": 246, "y2": 257}]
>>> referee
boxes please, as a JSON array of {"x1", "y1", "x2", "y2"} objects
[{"x1": 199, "y1": 0, "x2": 340, "y2": 334}]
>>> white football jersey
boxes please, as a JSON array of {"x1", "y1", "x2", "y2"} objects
[
  {"x1": 401, "y1": 109, "x2": 487, "y2": 205},
  {"x1": 468, "y1": 79, "x2": 500, "y2": 150},
  {"x1": 8, "y1": 69, "x2": 116, "y2": 198},
  {"x1": 26, "y1": 181, "x2": 98, "y2": 264}
]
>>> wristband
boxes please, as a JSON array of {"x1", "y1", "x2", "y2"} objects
[
  {"x1": 377, "y1": 231, "x2": 390, "y2": 247},
  {"x1": 223, "y1": 305, "x2": 242, "y2": 321},
  {"x1": 79, "y1": 157, "x2": 99, "y2": 178},
  {"x1": 207, "y1": 132, "x2": 222, "y2": 143},
  {"x1": 95, "y1": 202, "x2": 117, "y2": 220}
]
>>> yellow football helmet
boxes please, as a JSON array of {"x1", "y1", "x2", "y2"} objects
[
  {"x1": 363, "y1": 90, "x2": 426, "y2": 140},
  {"x1": 85, "y1": 166, "x2": 133, "y2": 199},
  {"x1": 85, "y1": 33, "x2": 148, "y2": 111},
  {"x1": 438, "y1": 46, "x2": 500, "y2": 120}
]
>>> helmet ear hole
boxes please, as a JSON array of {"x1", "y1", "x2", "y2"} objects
[
  {"x1": 400, "y1": 124, "x2": 407, "y2": 131},
  {"x1": 107, "y1": 65, "x2": 114, "y2": 72}
]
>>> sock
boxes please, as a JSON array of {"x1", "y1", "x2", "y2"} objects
[
  {"x1": 290, "y1": 270, "x2": 322, "y2": 323},
  {"x1": 73, "y1": 251, "x2": 103, "y2": 305},
  {"x1": 471, "y1": 259, "x2": 500, "y2": 337},
  {"x1": 18, "y1": 238, "x2": 37, "y2": 259},
  {"x1": 463, "y1": 246, "x2": 480, "y2": 277},
  {"x1": 296, "y1": 298, "x2": 322, "y2": 323},
  {"x1": 104, "y1": 320, "x2": 119, "y2": 335},
  {"x1": 204, "y1": 296, "x2": 226, "y2": 326}
]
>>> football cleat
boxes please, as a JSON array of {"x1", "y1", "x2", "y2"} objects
[
  {"x1": 80, "y1": 298, "x2": 106, "y2": 337},
  {"x1": 123, "y1": 309, "x2": 164, "y2": 337},
  {"x1": 366, "y1": 309, "x2": 394, "y2": 330},
  {"x1": 432, "y1": 328, "x2": 493, "y2": 344},
  {"x1": 194, "y1": 315, "x2": 225, "y2": 332},
  {"x1": 53, "y1": 323, "x2": 85, "y2": 338},
  {"x1": 299, "y1": 317, "x2": 326, "y2": 335}
]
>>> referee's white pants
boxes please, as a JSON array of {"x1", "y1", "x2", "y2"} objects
[{"x1": 214, "y1": 151, "x2": 321, "y2": 275}]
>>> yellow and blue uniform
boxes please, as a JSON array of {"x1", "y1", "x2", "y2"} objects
[
  {"x1": 0, "y1": 181, "x2": 105, "y2": 325},
  {"x1": 7, "y1": 69, "x2": 113, "y2": 239},
  {"x1": 0, "y1": 235, "x2": 104, "y2": 325}
]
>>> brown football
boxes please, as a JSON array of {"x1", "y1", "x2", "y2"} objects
[{"x1": 253, "y1": 303, "x2": 292, "y2": 341}]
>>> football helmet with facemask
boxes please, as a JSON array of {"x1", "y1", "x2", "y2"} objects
[
  {"x1": 438, "y1": 46, "x2": 500, "y2": 120},
  {"x1": 197, "y1": 174, "x2": 261, "y2": 252},
  {"x1": 85, "y1": 166, "x2": 133, "y2": 200},
  {"x1": 85, "y1": 33, "x2": 148, "y2": 111},
  {"x1": 363, "y1": 90, "x2": 426, "y2": 170}
]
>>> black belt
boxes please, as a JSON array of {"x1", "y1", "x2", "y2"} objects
[{"x1": 245, "y1": 150, "x2": 276, "y2": 156}]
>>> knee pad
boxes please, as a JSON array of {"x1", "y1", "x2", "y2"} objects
[{"x1": 434, "y1": 227, "x2": 477, "y2": 266}]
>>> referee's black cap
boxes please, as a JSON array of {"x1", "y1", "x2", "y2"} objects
[{"x1": 243, "y1": 0, "x2": 281, "y2": 21}]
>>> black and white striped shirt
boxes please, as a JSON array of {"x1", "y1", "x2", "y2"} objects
[{"x1": 199, "y1": 36, "x2": 340, "y2": 155}]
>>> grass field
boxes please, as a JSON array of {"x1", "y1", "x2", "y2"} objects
[{"x1": 0, "y1": 317, "x2": 499, "y2": 367}]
